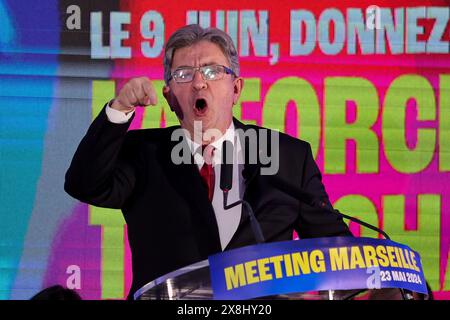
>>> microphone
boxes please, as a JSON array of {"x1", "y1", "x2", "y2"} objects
[
  {"x1": 269, "y1": 174, "x2": 390, "y2": 240},
  {"x1": 220, "y1": 140, "x2": 233, "y2": 192},
  {"x1": 220, "y1": 140, "x2": 265, "y2": 244}
]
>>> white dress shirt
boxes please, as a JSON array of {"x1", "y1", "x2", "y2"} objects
[{"x1": 106, "y1": 105, "x2": 244, "y2": 250}]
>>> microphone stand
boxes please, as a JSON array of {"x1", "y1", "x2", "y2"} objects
[
  {"x1": 313, "y1": 199, "x2": 391, "y2": 240},
  {"x1": 222, "y1": 191, "x2": 265, "y2": 244}
]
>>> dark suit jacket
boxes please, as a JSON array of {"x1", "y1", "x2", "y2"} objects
[{"x1": 65, "y1": 106, "x2": 352, "y2": 299}]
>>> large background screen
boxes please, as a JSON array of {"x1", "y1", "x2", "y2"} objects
[{"x1": 0, "y1": 0, "x2": 449, "y2": 299}]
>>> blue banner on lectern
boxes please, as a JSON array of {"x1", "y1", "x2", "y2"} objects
[{"x1": 208, "y1": 237, "x2": 428, "y2": 300}]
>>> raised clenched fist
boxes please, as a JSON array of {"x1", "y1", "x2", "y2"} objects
[{"x1": 110, "y1": 77, "x2": 158, "y2": 113}]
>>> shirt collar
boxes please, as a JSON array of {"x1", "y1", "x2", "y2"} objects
[{"x1": 184, "y1": 122, "x2": 236, "y2": 167}]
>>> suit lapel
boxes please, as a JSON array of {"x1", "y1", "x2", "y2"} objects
[
  {"x1": 233, "y1": 118, "x2": 261, "y2": 188},
  {"x1": 159, "y1": 128, "x2": 221, "y2": 256}
]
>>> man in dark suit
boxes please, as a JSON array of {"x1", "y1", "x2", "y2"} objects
[{"x1": 65, "y1": 24, "x2": 352, "y2": 300}]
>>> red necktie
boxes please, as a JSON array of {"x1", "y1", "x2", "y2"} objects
[{"x1": 199, "y1": 144, "x2": 215, "y2": 201}]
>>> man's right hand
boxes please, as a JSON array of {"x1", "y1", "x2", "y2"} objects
[{"x1": 110, "y1": 77, "x2": 158, "y2": 114}]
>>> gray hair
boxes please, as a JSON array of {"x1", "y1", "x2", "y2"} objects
[{"x1": 163, "y1": 24, "x2": 240, "y2": 84}]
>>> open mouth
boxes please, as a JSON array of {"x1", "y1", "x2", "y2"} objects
[{"x1": 194, "y1": 98, "x2": 208, "y2": 115}]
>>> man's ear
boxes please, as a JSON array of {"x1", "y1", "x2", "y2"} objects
[
  {"x1": 162, "y1": 85, "x2": 184, "y2": 119},
  {"x1": 233, "y1": 77, "x2": 244, "y2": 105},
  {"x1": 162, "y1": 85, "x2": 173, "y2": 111}
]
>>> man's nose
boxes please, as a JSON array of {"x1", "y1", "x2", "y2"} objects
[{"x1": 192, "y1": 70, "x2": 207, "y2": 90}]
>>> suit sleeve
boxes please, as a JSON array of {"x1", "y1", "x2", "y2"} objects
[
  {"x1": 295, "y1": 142, "x2": 353, "y2": 238},
  {"x1": 64, "y1": 105, "x2": 138, "y2": 209}
]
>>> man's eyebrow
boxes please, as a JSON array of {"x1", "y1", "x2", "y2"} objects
[
  {"x1": 200, "y1": 61, "x2": 219, "y2": 66},
  {"x1": 172, "y1": 65, "x2": 192, "y2": 70},
  {"x1": 173, "y1": 62, "x2": 221, "y2": 69}
]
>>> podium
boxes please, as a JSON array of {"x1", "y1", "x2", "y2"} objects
[
  {"x1": 134, "y1": 259, "x2": 379, "y2": 300},
  {"x1": 134, "y1": 237, "x2": 429, "y2": 300},
  {"x1": 134, "y1": 259, "x2": 212, "y2": 300}
]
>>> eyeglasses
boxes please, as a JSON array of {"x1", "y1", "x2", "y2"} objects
[{"x1": 169, "y1": 64, "x2": 236, "y2": 83}]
